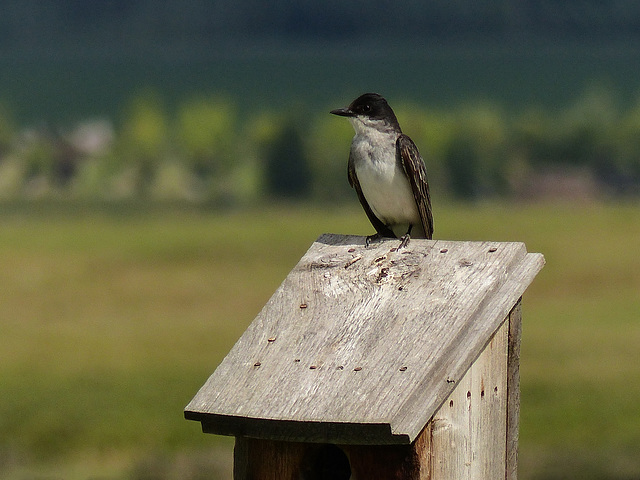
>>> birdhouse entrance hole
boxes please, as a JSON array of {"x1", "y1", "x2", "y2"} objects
[{"x1": 301, "y1": 444, "x2": 351, "y2": 480}]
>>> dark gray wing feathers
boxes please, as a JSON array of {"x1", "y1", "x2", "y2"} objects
[{"x1": 397, "y1": 134, "x2": 434, "y2": 239}]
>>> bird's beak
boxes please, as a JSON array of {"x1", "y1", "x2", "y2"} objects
[{"x1": 330, "y1": 107, "x2": 355, "y2": 117}]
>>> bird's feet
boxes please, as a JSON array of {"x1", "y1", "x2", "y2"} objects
[
  {"x1": 398, "y1": 234, "x2": 411, "y2": 249},
  {"x1": 365, "y1": 233, "x2": 383, "y2": 248}
]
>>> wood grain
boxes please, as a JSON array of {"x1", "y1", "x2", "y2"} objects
[
  {"x1": 430, "y1": 317, "x2": 508, "y2": 478},
  {"x1": 185, "y1": 234, "x2": 544, "y2": 445},
  {"x1": 506, "y1": 300, "x2": 523, "y2": 480}
]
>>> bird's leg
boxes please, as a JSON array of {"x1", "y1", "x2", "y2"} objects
[
  {"x1": 365, "y1": 232, "x2": 383, "y2": 248},
  {"x1": 398, "y1": 225, "x2": 413, "y2": 249}
]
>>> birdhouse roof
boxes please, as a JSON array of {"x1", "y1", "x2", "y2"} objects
[{"x1": 185, "y1": 234, "x2": 544, "y2": 445}]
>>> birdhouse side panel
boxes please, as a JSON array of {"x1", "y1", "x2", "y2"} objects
[{"x1": 430, "y1": 316, "x2": 509, "y2": 479}]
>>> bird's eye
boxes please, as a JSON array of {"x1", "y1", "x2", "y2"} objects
[{"x1": 362, "y1": 104, "x2": 371, "y2": 113}]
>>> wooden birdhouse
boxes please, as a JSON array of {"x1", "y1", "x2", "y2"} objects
[{"x1": 185, "y1": 234, "x2": 544, "y2": 480}]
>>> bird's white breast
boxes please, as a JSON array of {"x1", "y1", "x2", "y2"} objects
[{"x1": 351, "y1": 130, "x2": 420, "y2": 229}]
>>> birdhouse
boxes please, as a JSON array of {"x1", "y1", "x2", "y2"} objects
[{"x1": 185, "y1": 234, "x2": 544, "y2": 479}]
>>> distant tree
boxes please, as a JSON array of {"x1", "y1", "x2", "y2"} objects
[
  {"x1": 306, "y1": 115, "x2": 354, "y2": 201},
  {"x1": 445, "y1": 104, "x2": 508, "y2": 199},
  {"x1": 263, "y1": 122, "x2": 312, "y2": 198},
  {"x1": 0, "y1": 105, "x2": 16, "y2": 156},
  {"x1": 445, "y1": 136, "x2": 480, "y2": 199},
  {"x1": 175, "y1": 96, "x2": 237, "y2": 179},
  {"x1": 117, "y1": 92, "x2": 170, "y2": 193}
]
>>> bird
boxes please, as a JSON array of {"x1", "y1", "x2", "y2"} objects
[{"x1": 331, "y1": 93, "x2": 433, "y2": 247}]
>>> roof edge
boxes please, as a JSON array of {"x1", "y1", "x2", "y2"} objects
[{"x1": 184, "y1": 410, "x2": 412, "y2": 445}]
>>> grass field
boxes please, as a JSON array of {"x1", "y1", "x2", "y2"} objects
[{"x1": 0, "y1": 201, "x2": 639, "y2": 479}]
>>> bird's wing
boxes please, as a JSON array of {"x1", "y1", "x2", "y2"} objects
[
  {"x1": 397, "y1": 134, "x2": 434, "y2": 239},
  {"x1": 348, "y1": 153, "x2": 396, "y2": 238}
]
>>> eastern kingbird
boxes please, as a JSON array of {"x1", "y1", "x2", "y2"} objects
[{"x1": 331, "y1": 93, "x2": 433, "y2": 247}]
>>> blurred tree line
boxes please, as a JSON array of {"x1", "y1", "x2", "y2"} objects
[
  {"x1": 3, "y1": 0, "x2": 640, "y2": 48},
  {"x1": 0, "y1": 86, "x2": 639, "y2": 203}
]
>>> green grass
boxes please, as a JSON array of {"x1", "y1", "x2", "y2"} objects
[{"x1": 0, "y1": 201, "x2": 639, "y2": 479}]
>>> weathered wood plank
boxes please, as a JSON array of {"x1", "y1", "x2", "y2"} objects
[
  {"x1": 234, "y1": 430, "x2": 433, "y2": 480},
  {"x1": 345, "y1": 424, "x2": 432, "y2": 480},
  {"x1": 506, "y1": 300, "x2": 522, "y2": 480},
  {"x1": 430, "y1": 317, "x2": 508, "y2": 479},
  {"x1": 234, "y1": 437, "x2": 308, "y2": 480},
  {"x1": 185, "y1": 234, "x2": 544, "y2": 445}
]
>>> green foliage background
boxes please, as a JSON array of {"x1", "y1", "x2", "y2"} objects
[{"x1": 1, "y1": 83, "x2": 640, "y2": 204}]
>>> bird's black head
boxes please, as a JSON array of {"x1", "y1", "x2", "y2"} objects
[{"x1": 331, "y1": 93, "x2": 401, "y2": 131}]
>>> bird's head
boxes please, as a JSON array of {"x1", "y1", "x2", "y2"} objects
[{"x1": 331, "y1": 93, "x2": 401, "y2": 134}]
